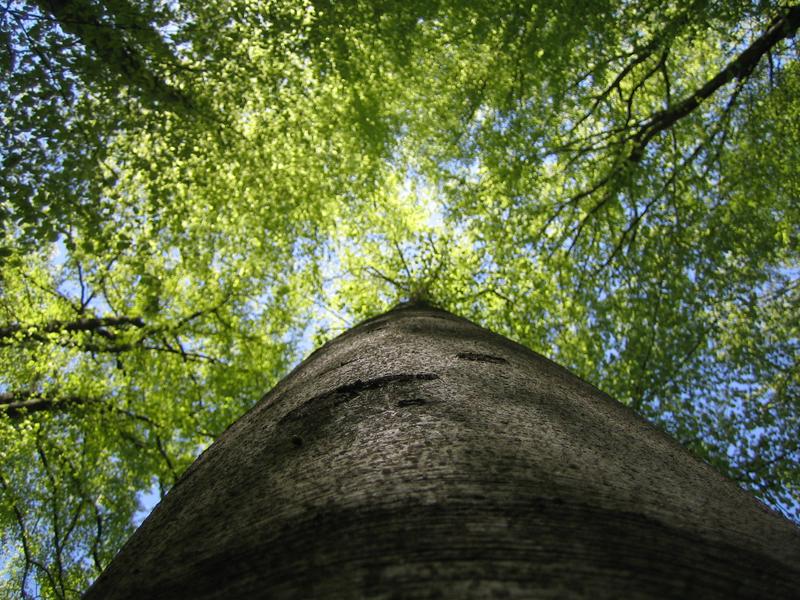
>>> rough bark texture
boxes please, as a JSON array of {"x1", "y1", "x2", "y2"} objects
[{"x1": 85, "y1": 302, "x2": 800, "y2": 599}]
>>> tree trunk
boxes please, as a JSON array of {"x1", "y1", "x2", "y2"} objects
[{"x1": 85, "y1": 302, "x2": 800, "y2": 599}]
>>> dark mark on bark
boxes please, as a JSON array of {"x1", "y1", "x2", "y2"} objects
[
  {"x1": 326, "y1": 372, "x2": 439, "y2": 404},
  {"x1": 397, "y1": 398, "x2": 427, "y2": 407},
  {"x1": 291, "y1": 436, "x2": 303, "y2": 448},
  {"x1": 316, "y1": 358, "x2": 357, "y2": 379},
  {"x1": 280, "y1": 373, "x2": 440, "y2": 426},
  {"x1": 456, "y1": 352, "x2": 508, "y2": 365}
]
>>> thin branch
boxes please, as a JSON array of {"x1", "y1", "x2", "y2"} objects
[
  {"x1": 59, "y1": 494, "x2": 86, "y2": 559},
  {"x1": 570, "y1": 45, "x2": 658, "y2": 134},
  {"x1": 140, "y1": 343, "x2": 219, "y2": 363},
  {"x1": 364, "y1": 266, "x2": 405, "y2": 290},
  {"x1": 115, "y1": 408, "x2": 179, "y2": 483},
  {"x1": 393, "y1": 240, "x2": 412, "y2": 281},
  {"x1": 0, "y1": 472, "x2": 53, "y2": 599},
  {"x1": 90, "y1": 502, "x2": 104, "y2": 573},
  {"x1": 76, "y1": 261, "x2": 94, "y2": 311},
  {"x1": 34, "y1": 438, "x2": 67, "y2": 599}
]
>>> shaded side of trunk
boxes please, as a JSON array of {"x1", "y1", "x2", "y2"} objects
[{"x1": 85, "y1": 302, "x2": 800, "y2": 599}]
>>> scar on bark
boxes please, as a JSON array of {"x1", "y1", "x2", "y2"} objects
[
  {"x1": 323, "y1": 373, "x2": 440, "y2": 404},
  {"x1": 280, "y1": 373, "x2": 440, "y2": 425},
  {"x1": 456, "y1": 352, "x2": 508, "y2": 364},
  {"x1": 397, "y1": 398, "x2": 428, "y2": 407}
]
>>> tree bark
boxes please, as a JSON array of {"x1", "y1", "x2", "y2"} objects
[{"x1": 84, "y1": 302, "x2": 800, "y2": 599}]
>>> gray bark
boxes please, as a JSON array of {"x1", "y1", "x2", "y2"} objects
[{"x1": 85, "y1": 302, "x2": 800, "y2": 599}]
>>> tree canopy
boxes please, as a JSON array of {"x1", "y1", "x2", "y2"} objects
[{"x1": 1, "y1": 1, "x2": 798, "y2": 597}]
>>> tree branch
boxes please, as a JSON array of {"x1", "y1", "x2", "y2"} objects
[
  {"x1": 33, "y1": 0, "x2": 191, "y2": 111},
  {"x1": 0, "y1": 315, "x2": 144, "y2": 345},
  {"x1": 549, "y1": 7, "x2": 800, "y2": 240},
  {"x1": 0, "y1": 391, "x2": 95, "y2": 418},
  {"x1": 34, "y1": 438, "x2": 67, "y2": 599},
  {"x1": 630, "y1": 6, "x2": 800, "y2": 161}
]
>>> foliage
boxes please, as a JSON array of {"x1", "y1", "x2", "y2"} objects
[{"x1": 1, "y1": 0, "x2": 798, "y2": 596}]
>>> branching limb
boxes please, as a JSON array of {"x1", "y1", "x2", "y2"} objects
[
  {"x1": 0, "y1": 472, "x2": 58, "y2": 599},
  {"x1": 0, "y1": 391, "x2": 95, "y2": 418},
  {"x1": 629, "y1": 6, "x2": 800, "y2": 162},
  {"x1": 551, "y1": 6, "x2": 799, "y2": 223},
  {"x1": 0, "y1": 315, "x2": 145, "y2": 345},
  {"x1": 32, "y1": 0, "x2": 191, "y2": 111},
  {"x1": 34, "y1": 438, "x2": 67, "y2": 599}
]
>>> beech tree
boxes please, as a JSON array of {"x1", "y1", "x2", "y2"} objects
[
  {"x1": 0, "y1": 1, "x2": 798, "y2": 597},
  {"x1": 84, "y1": 302, "x2": 800, "y2": 598}
]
